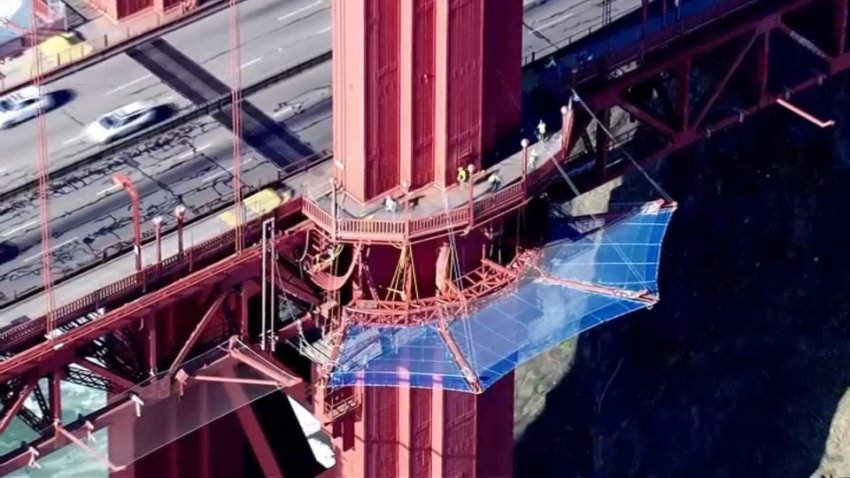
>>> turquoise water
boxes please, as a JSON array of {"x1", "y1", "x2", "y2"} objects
[{"x1": 0, "y1": 380, "x2": 106, "y2": 478}]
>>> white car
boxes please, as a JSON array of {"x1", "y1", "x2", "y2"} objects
[
  {"x1": 86, "y1": 101, "x2": 157, "y2": 144},
  {"x1": 0, "y1": 86, "x2": 54, "y2": 129}
]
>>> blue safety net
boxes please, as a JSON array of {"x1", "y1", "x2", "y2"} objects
[{"x1": 328, "y1": 201, "x2": 677, "y2": 392}]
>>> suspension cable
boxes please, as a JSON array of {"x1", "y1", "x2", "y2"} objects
[
  {"x1": 570, "y1": 89, "x2": 674, "y2": 203},
  {"x1": 228, "y1": 0, "x2": 245, "y2": 251},
  {"x1": 29, "y1": 3, "x2": 56, "y2": 338}
]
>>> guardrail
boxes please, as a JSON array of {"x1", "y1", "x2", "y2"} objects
[
  {"x1": 1, "y1": 149, "x2": 332, "y2": 309},
  {"x1": 570, "y1": 0, "x2": 763, "y2": 84},
  {"x1": 0, "y1": 196, "x2": 304, "y2": 353},
  {"x1": 0, "y1": 50, "x2": 332, "y2": 203},
  {"x1": 0, "y1": 0, "x2": 240, "y2": 94},
  {"x1": 302, "y1": 179, "x2": 529, "y2": 243}
]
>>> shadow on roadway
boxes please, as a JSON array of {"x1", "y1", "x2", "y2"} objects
[
  {"x1": 151, "y1": 102, "x2": 179, "y2": 123},
  {"x1": 49, "y1": 89, "x2": 76, "y2": 110},
  {"x1": 0, "y1": 243, "x2": 20, "y2": 266},
  {"x1": 514, "y1": 77, "x2": 850, "y2": 477}
]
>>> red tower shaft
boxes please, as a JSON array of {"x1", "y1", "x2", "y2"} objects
[
  {"x1": 332, "y1": 0, "x2": 523, "y2": 201},
  {"x1": 326, "y1": 0, "x2": 523, "y2": 476}
]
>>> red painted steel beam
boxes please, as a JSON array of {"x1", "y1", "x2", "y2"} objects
[
  {"x1": 584, "y1": 0, "x2": 817, "y2": 107},
  {"x1": 618, "y1": 98, "x2": 677, "y2": 137},
  {"x1": 692, "y1": 32, "x2": 758, "y2": 128},
  {"x1": 0, "y1": 351, "x2": 294, "y2": 474},
  {"x1": 235, "y1": 401, "x2": 285, "y2": 477},
  {"x1": 0, "y1": 379, "x2": 35, "y2": 435},
  {"x1": 167, "y1": 295, "x2": 227, "y2": 376},
  {"x1": 0, "y1": 249, "x2": 262, "y2": 382},
  {"x1": 0, "y1": 225, "x2": 310, "y2": 381},
  {"x1": 72, "y1": 358, "x2": 135, "y2": 392}
]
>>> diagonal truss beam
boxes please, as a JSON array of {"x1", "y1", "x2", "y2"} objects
[
  {"x1": 436, "y1": 310, "x2": 484, "y2": 394},
  {"x1": 167, "y1": 294, "x2": 227, "y2": 376},
  {"x1": 233, "y1": 394, "x2": 284, "y2": 478},
  {"x1": 618, "y1": 98, "x2": 677, "y2": 137},
  {"x1": 0, "y1": 378, "x2": 35, "y2": 435},
  {"x1": 72, "y1": 358, "x2": 135, "y2": 392},
  {"x1": 693, "y1": 32, "x2": 758, "y2": 127},
  {"x1": 776, "y1": 22, "x2": 834, "y2": 62}
]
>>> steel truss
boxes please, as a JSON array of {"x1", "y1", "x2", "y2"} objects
[
  {"x1": 556, "y1": 0, "x2": 850, "y2": 183},
  {"x1": 0, "y1": 0, "x2": 848, "y2": 473},
  {"x1": 0, "y1": 227, "x2": 316, "y2": 473}
]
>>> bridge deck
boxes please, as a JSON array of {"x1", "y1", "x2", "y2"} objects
[{"x1": 0, "y1": 0, "x2": 727, "y2": 329}]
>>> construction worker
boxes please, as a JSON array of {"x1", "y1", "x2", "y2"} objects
[
  {"x1": 457, "y1": 166, "x2": 468, "y2": 186},
  {"x1": 537, "y1": 119, "x2": 548, "y2": 142},
  {"x1": 384, "y1": 195, "x2": 397, "y2": 213},
  {"x1": 487, "y1": 171, "x2": 502, "y2": 192},
  {"x1": 529, "y1": 150, "x2": 539, "y2": 170}
]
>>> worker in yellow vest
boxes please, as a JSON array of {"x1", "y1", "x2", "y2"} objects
[{"x1": 457, "y1": 166, "x2": 468, "y2": 186}]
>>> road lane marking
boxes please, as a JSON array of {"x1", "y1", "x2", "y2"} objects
[
  {"x1": 62, "y1": 133, "x2": 86, "y2": 146},
  {"x1": 532, "y1": 12, "x2": 575, "y2": 31},
  {"x1": 201, "y1": 157, "x2": 257, "y2": 183},
  {"x1": 273, "y1": 105, "x2": 294, "y2": 118},
  {"x1": 240, "y1": 57, "x2": 263, "y2": 69},
  {"x1": 104, "y1": 74, "x2": 153, "y2": 96},
  {"x1": 277, "y1": 0, "x2": 323, "y2": 22},
  {"x1": 96, "y1": 184, "x2": 120, "y2": 197},
  {"x1": 316, "y1": 26, "x2": 331, "y2": 34},
  {"x1": 2, "y1": 220, "x2": 37, "y2": 238},
  {"x1": 24, "y1": 237, "x2": 78, "y2": 263},
  {"x1": 177, "y1": 143, "x2": 213, "y2": 159}
]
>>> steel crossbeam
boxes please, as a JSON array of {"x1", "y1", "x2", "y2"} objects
[{"x1": 548, "y1": 0, "x2": 850, "y2": 183}]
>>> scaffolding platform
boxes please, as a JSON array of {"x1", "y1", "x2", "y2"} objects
[{"x1": 323, "y1": 200, "x2": 677, "y2": 393}]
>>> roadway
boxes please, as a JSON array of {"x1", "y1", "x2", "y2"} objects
[{"x1": 0, "y1": 0, "x2": 644, "y2": 320}]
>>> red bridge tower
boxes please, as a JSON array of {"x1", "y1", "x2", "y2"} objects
[{"x1": 319, "y1": 0, "x2": 523, "y2": 475}]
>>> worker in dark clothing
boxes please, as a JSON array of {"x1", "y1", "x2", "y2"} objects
[{"x1": 487, "y1": 171, "x2": 502, "y2": 192}]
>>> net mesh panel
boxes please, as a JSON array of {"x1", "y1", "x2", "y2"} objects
[
  {"x1": 328, "y1": 202, "x2": 676, "y2": 392},
  {"x1": 102, "y1": 340, "x2": 290, "y2": 468}
]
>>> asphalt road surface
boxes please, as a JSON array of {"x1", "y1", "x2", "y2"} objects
[
  {"x1": 0, "y1": 0, "x2": 643, "y2": 319},
  {"x1": 0, "y1": 0, "x2": 641, "y2": 194}
]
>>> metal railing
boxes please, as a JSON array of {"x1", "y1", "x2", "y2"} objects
[
  {"x1": 302, "y1": 177, "x2": 530, "y2": 243},
  {"x1": 0, "y1": 197, "x2": 302, "y2": 353},
  {"x1": 571, "y1": 0, "x2": 764, "y2": 84}
]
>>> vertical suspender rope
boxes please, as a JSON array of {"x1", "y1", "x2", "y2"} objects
[
  {"x1": 228, "y1": 0, "x2": 245, "y2": 252},
  {"x1": 30, "y1": 2, "x2": 57, "y2": 338}
]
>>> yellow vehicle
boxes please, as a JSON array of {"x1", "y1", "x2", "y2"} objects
[{"x1": 218, "y1": 188, "x2": 293, "y2": 227}]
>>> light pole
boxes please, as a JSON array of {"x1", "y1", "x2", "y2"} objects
[
  {"x1": 174, "y1": 205, "x2": 186, "y2": 253},
  {"x1": 152, "y1": 216, "x2": 164, "y2": 265},
  {"x1": 112, "y1": 173, "x2": 142, "y2": 272},
  {"x1": 521, "y1": 138, "x2": 530, "y2": 183}
]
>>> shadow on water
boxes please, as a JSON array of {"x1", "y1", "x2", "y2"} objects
[{"x1": 515, "y1": 78, "x2": 850, "y2": 477}]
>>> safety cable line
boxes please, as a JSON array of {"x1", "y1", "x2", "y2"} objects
[
  {"x1": 548, "y1": 133, "x2": 649, "y2": 287},
  {"x1": 570, "y1": 89, "x2": 675, "y2": 203},
  {"x1": 439, "y1": 187, "x2": 479, "y2": 378},
  {"x1": 29, "y1": 1, "x2": 57, "y2": 338}
]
